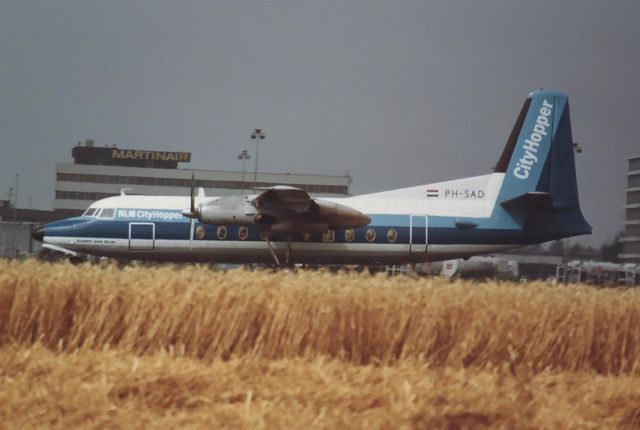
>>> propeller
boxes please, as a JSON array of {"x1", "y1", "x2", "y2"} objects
[
  {"x1": 190, "y1": 173, "x2": 196, "y2": 215},
  {"x1": 182, "y1": 174, "x2": 198, "y2": 249},
  {"x1": 182, "y1": 173, "x2": 199, "y2": 219}
]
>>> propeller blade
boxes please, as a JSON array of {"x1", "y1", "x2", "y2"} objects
[
  {"x1": 190, "y1": 173, "x2": 196, "y2": 214},
  {"x1": 189, "y1": 217, "x2": 195, "y2": 250},
  {"x1": 182, "y1": 173, "x2": 198, "y2": 218}
]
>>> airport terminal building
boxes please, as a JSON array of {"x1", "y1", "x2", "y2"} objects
[
  {"x1": 621, "y1": 154, "x2": 640, "y2": 264},
  {"x1": 54, "y1": 140, "x2": 351, "y2": 214}
]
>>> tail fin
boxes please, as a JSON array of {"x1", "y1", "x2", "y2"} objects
[{"x1": 494, "y1": 90, "x2": 591, "y2": 236}]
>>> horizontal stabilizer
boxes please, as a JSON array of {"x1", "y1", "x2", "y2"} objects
[{"x1": 500, "y1": 192, "x2": 554, "y2": 212}]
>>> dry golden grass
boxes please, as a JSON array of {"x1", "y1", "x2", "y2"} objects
[
  {"x1": 2, "y1": 259, "x2": 640, "y2": 428},
  {"x1": 3, "y1": 344, "x2": 640, "y2": 429}
]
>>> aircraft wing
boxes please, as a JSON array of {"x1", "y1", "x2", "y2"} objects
[
  {"x1": 251, "y1": 186, "x2": 370, "y2": 233},
  {"x1": 193, "y1": 186, "x2": 370, "y2": 233},
  {"x1": 252, "y1": 186, "x2": 313, "y2": 212}
]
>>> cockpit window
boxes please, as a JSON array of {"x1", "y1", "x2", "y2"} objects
[
  {"x1": 83, "y1": 208, "x2": 97, "y2": 217},
  {"x1": 99, "y1": 208, "x2": 115, "y2": 218}
]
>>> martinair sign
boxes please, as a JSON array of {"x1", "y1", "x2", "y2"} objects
[{"x1": 111, "y1": 149, "x2": 191, "y2": 162}]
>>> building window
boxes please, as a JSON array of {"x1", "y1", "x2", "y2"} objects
[
  {"x1": 624, "y1": 242, "x2": 640, "y2": 254},
  {"x1": 630, "y1": 158, "x2": 640, "y2": 172},
  {"x1": 628, "y1": 191, "x2": 640, "y2": 205},
  {"x1": 627, "y1": 208, "x2": 640, "y2": 221},
  {"x1": 344, "y1": 229, "x2": 355, "y2": 242},
  {"x1": 629, "y1": 175, "x2": 640, "y2": 188},
  {"x1": 238, "y1": 226, "x2": 249, "y2": 240},
  {"x1": 217, "y1": 226, "x2": 227, "y2": 240},
  {"x1": 55, "y1": 171, "x2": 350, "y2": 195},
  {"x1": 626, "y1": 225, "x2": 640, "y2": 237},
  {"x1": 56, "y1": 190, "x2": 118, "y2": 201},
  {"x1": 366, "y1": 228, "x2": 376, "y2": 243}
]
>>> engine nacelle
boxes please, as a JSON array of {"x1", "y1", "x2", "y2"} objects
[
  {"x1": 198, "y1": 204, "x2": 258, "y2": 225},
  {"x1": 313, "y1": 200, "x2": 371, "y2": 228}
]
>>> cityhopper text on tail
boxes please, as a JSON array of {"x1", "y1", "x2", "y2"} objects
[{"x1": 33, "y1": 90, "x2": 591, "y2": 266}]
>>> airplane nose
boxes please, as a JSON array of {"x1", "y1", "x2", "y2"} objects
[{"x1": 31, "y1": 226, "x2": 45, "y2": 242}]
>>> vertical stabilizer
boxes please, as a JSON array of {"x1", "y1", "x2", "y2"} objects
[
  {"x1": 497, "y1": 91, "x2": 558, "y2": 203},
  {"x1": 494, "y1": 90, "x2": 590, "y2": 237}
]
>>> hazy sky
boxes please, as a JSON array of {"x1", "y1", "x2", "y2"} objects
[{"x1": 1, "y1": 1, "x2": 639, "y2": 246}]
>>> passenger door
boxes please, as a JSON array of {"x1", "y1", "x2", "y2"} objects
[{"x1": 410, "y1": 215, "x2": 428, "y2": 254}]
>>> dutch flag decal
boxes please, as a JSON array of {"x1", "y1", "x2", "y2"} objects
[{"x1": 426, "y1": 189, "x2": 439, "y2": 198}]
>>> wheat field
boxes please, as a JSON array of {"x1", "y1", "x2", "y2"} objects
[{"x1": 1, "y1": 259, "x2": 640, "y2": 429}]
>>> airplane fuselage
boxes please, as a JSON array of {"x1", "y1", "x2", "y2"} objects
[{"x1": 37, "y1": 173, "x2": 578, "y2": 264}]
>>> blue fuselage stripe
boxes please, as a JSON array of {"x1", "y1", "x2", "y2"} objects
[{"x1": 44, "y1": 212, "x2": 565, "y2": 245}]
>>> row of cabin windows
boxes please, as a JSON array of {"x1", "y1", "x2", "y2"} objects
[
  {"x1": 206, "y1": 226, "x2": 399, "y2": 243},
  {"x1": 74, "y1": 214, "x2": 400, "y2": 244},
  {"x1": 56, "y1": 173, "x2": 349, "y2": 195}
]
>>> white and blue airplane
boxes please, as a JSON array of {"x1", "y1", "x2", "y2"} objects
[{"x1": 33, "y1": 90, "x2": 591, "y2": 265}]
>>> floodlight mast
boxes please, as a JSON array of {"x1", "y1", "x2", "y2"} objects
[
  {"x1": 237, "y1": 149, "x2": 251, "y2": 192},
  {"x1": 251, "y1": 128, "x2": 265, "y2": 190}
]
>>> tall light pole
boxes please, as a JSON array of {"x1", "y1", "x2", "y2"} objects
[
  {"x1": 14, "y1": 174, "x2": 19, "y2": 209},
  {"x1": 564, "y1": 142, "x2": 583, "y2": 263},
  {"x1": 237, "y1": 150, "x2": 251, "y2": 191},
  {"x1": 13, "y1": 174, "x2": 19, "y2": 222},
  {"x1": 251, "y1": 128, "x2": 265, "y2": 190}
]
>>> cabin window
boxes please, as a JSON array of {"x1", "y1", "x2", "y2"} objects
[
  {"x1": 238, "y1": 226, "x2": 249, "y2": 240},
  {"x1": 322, "y1": 230, "x2": 335, "y2": 242},
  {"x1": 387, "y1": 229, "x2": 397, "y2": 243},
  {"x1": 217, "y1": 226, "x2": 227, "y2": 240},
  {"x1": 366, "y1": 228, "x2": 376, "y2": 243},
  {"x1": 344, "y1": 229, "x2": 355, "y2": 242},
  {"x1": 195, "y1": 225, "x2": 206, "y2": 239},
  {"x1": 99, "y1": 208, "x2": 115, "y2": 218}
]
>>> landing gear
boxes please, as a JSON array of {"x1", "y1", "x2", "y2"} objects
[
  {"x1": 285, "y1": 233, "x2": 293, "y2": 266},
  {"x1": 264, "y1": 233, "x2": 296, "y2": 271},
  {"x1": 265, "y1": 237, "x2": 281, "y2": 266}
]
